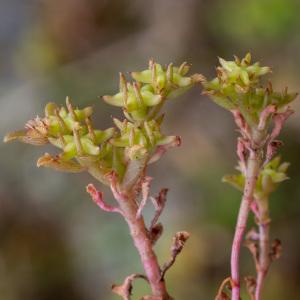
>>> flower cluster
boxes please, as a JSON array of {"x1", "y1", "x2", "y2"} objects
[
  {"x1": 202, "y1": 53, "x2": 297, "y2": 126},
  {"x1": 103, "y1": 60, "x2": 201, "y2": 121},
  {"x1": 4, "y1": 60, "x2": 199, "y2": 188}
]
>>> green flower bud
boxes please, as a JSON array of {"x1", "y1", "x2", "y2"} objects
[
  {"x1": 104, "y1": 59, "x2": 200, "y2": 122},
  {"x1": 202, "y1": 53, "x2": 297, "y2": 124}
]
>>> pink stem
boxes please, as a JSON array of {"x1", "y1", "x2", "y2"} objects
[
  {"x1": 255, "y1": 223, "x2": 270, "y2": 300},
  {"x1": 255, "y1": 199, "x2": 270, "y2": 300},
  {"x1": 88, "y1": 179, "x2": 172, "y2": 299},
  {"x1": 117, "y1": 191, "x2": 172, "y2": 299},
  {"x1": 86, "y1": 184, "x2": 124, "y2": 215},
  {"x1": 231, "y1": 151, "x2": 260, "y2": 300}
]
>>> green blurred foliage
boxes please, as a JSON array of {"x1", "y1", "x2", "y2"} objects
[{"x1": 209, "y1": 0, "x2": 299, "y2": 46}]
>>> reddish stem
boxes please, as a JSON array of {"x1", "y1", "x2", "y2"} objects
[
  {"x1": 87, "y1": 181, "x2": 171, "y2": 299},
  {"x1": 231, "y1": 151, "x2": 260, "y2": 300},
  {"x1": 255, "y1": 200, "x2": 270, "y2": 300},
  {"x1": 117, "y1": 191, "x2": 172, "y2": 299},
  {"x1": 255, "y1": 223, "x2": 270, "y2": 300}
]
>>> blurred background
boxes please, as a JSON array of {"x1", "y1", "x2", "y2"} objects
[{"x1": 1, "y1": 0, "x2": 300, "y2": 299}]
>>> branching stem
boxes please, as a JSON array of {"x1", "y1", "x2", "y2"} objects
[{"x1": 117, "y1": 191, "x2": 172, "y2": 300}]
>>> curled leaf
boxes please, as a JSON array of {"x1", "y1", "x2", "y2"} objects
[
  {"x1": 148, "y1": 136, "x2": 181, "y2": 164},
  {"x1": 112, "y1": 273, "x2": 148, "y2": 300},
  {"x1": 270, "y1": 238, "x2": 282, "y2": 261},
  {"x1": 37, "y1": 153, "x2": 85, "y2": 173},
  {"x1": 149, "y1": 223, "x2": 163, "y2": 245},
  {"x1": 244, "y1": 276, "x2": 256, "y2": 300},
  {"x1": 4, "y1": 129, "x2": 48, "y2": 145},
  {"x1": 160, "y1": 231, "x2": 190, "y2": 280}
]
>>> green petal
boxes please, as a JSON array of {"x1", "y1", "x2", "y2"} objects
[
  {"x1": 141, "y1": 91, "x2": 162, "y2": 106},
  {"x1": 81, "y1": 137, "x2": 100, "y2": 155},
  {"x1": 131, "y1": 70, "x2": 152, "y2": 83},
  {"x1": 129, "y1": 109, "x2": 148, "y2": 121},
  {"x1": 113, "y1": 118, "x2": 126, "y2": 130},
  {"x1": 173, "y1": 74, "x2": 192, "y2": 87},
  {"x1": 240, "y1": 70, "x2": 250, "y2": 85},
  {"x1": 74, "y1": 106, "x2": 93, "y2": 120},
  {"x1": 102, "y1": 93, "x2": 124, "y2": 107},
  {"x1": 62, "y1": 142, "x2": 77, "y2": 160},
  {"x1": 110, "y1": 136, "x2": 129, "y2": 147},
  {"x1": 45, "y1": 102, "x2": 58, "y2": 117},
  {"x1": 157, "y1": 74, "x2": 166, "y2": 89},
  {"x1": 157, "y1": 135, "x2": 177, "y2": 146},
  {"x1": 94, "y1": 128, "x2": 115, "y2": 144}
]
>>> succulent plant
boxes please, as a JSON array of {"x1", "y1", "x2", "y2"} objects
[
  {"x1": 202, "y1": 53, "x2": 297, "y2": 126},
  {"x1": 202, "y1": 53, "x2": 297, "y2": 300},
  {"x1": 5, "y1": 60, "x2": 200, "y2": 188},
  {"x1": 4, "y1": 59, "x2": 201, "y2": 300}
]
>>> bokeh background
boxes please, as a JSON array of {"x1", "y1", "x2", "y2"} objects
[{"x1": 1, "y1": 1, "x2": 300, "y2": 299}]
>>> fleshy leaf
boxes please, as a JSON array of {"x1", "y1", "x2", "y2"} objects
[
  {"x1": 222, "y1": 174, "x2": 245, "y2": 191},
  {"x1": 102, "y1": 93, "x2": 124, "y2": 107},
  {"x1": 37, "y1": 153, "x2": 85, "y2": 173}
]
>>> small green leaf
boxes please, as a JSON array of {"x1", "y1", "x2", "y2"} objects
[{"x1": 222, "y1": 174, "x2": 245, "y2": 191}]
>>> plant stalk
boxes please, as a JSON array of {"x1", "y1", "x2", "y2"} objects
[
  {"x1": 118, "y1": 192, "x2": 172, "y2": 300},
  {"x1": 231, "y1": 150, "x2": 261, "y2": 300},
  {"x1": 255, "y1": 199, "x2": 270, "y2": 300}
]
